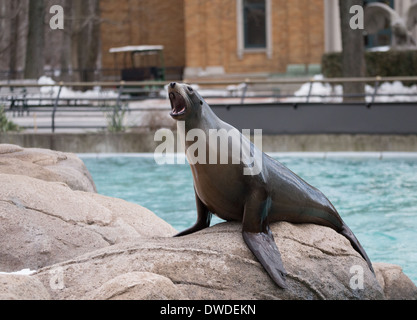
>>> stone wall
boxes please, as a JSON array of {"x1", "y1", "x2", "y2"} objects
[{"x1": 2, "y1": 133, "x2": 417, "y2": 154}]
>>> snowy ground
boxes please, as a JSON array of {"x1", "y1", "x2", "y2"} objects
[
  {"x1": 26, "y1": 76, "x2": 119, "y2": 105},
  {"x1": 286, "y1": 75, "x2": 417, "y2": 103}
]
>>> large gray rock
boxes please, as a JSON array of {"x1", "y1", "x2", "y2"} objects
[
  {"x1": 86, "y1": 272, "x2": 187, "y2": 300},
  {"x1": 34, "y1": 222, "x2": 386, "y2": 300},
  {"x1": 1, "y1": 143, "x2": 415, "y2": 300},
  {"x1": 0, "y1": 274, "x2": 50, "y2": 300},
  {"x1": 0, "y1": 173, "x2": 177, "y2": 272},
  {"x1": 0, "y1": 144, "x2": 96, "y2": 192},
  {"x1": 374, "y1": 263, "x2": 417, "y2": 300}
]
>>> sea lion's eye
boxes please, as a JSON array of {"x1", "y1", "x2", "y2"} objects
[
  {"x1": 187, "y1": 86, "x2": 194, "y2": 92},
  {"x1": 200, "y1": 100, "x2": 203, "y2": 105}
]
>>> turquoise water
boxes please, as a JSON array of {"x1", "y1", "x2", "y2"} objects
[{"x1": 81, "y1": 153, "x2": 417, "y2": 285}]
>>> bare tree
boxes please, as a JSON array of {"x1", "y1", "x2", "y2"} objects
[
  {"x1": 339, "y1": 0, "x2": 366, "y2": 102},
  {"x1": 42, "y1": 0, "x2": 101, "y2": 83},
  {"x1": 0, "y1": 1, "x2": 25, "y2": 79},
  {"x1": 8, "y1": 1, "x2": 20, "y2": 78},
  {"x1": 43, "y1": 0, "x2": 73, "y2": 80},
  {"x1": 60, "y1": 0, "x2": 73, "y2": 77},
  {"x1": 24, "y1": 0, "x2": 45, "y2": 79},
  {"x1": 71, "y1": 0, "x2": 101, "y2": 84}
]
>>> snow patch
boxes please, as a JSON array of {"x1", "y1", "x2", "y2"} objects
[
  {"x1": 32, "y1": 76, "x2": 119, "y2": 105},
  {"x1": 0, "y1": 268, "x2": 36, "y2": 276},
  {"x1": 286, "y1": 75, "x2": 417, "y2": 103}
]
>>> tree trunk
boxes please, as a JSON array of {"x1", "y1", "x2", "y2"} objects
[
  {"x1": 339, "y1": 0, "x2": 366, "y2": 102},
  {"x1": 72, "y1": 0, "x2": 101, "y2": 87},
  {"x1": 24, "y1": 0, "x2": 45, "y2": 79},
  {"x1": 60, "y1": 1, "x2": 73, "y2": 81},
  {"x1": 9, "y1": 1, "x2": 20, "y2": 80}
]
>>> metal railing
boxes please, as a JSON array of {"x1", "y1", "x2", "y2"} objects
[
  {"x1": 1, "y1": 76, "x2": 417, "y2": 132},
  {"x1": 1, "y1": 81, "x2": 166, "y2": 132},
  {"x1": 184, "y1": 76, "x2": 417, "y2": 103}
]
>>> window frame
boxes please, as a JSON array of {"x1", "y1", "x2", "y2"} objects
[{"x1": 237, "y1": 0, "x2": 272, "y2": 59}]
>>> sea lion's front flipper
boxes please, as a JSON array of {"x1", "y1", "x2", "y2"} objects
[
  {"x1": 243, "y1": 229, "x2": 288, "y2": 289},
  {"x1": 242, "y1": 189, "x2": 287, "y2": 288},
  {"x1": 174, "y1": 188, "x2": 212, "y2": 237}
]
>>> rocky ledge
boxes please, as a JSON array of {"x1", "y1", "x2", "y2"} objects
[{"x1": 0, "y1": 144, "x2": 416, "y2": 300}]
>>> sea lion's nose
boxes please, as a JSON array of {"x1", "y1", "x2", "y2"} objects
[{"x1": 170, "y1": 82, "x2": 176, "y2": 88}]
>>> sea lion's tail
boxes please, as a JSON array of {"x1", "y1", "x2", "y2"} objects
[{"x1": 340, "y1": 224, "x2": 375, "y2": 274}]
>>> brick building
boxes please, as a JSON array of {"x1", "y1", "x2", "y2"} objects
[{"x1": 100, "y1": 0, "x2": 325, "y2": 80}]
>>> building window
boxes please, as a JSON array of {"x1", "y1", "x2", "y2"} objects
[
  {"x1": 244, "y1": 0, "x2": 267, "y2": 48},
  {"x1": 237, "y1": 0, "x2": 272, "y2": 59}
]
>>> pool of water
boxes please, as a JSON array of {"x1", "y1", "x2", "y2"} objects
[{"x1": 81, "y1": 153, "x2": 417, "y2": 285}]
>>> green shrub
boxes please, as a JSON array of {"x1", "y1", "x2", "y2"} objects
[
  {"x1": 104, "y1": 104, "x2": 127, "y2": 133},
  {"x1": 322, "y1": 50, "x2": 417, "y2": 84},
  {"x1": 0, "y1": 106, "x2": 20, "y2": 132},
  {"x1": 321, "y1": 52, "x2": 342, "y2": 79}
]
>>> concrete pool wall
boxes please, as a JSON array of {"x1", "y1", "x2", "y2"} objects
[{"x1": 1, "y1": 132, "x2": 417, "y2": 153}]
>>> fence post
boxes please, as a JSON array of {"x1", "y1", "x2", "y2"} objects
[
  {"x1": 51, "y1": 83, "x2": 63, "y2": 133},
  {"x1": 240, "y1": 79, "x2": 249, "y2": 104},
  {"x1": 306, "y1": 78, "x2": 314, "y2": 103},
  {"x1": 369, "y1": 76, "x2": 381, "y2": 108},
  {"x1": 116, "y1": 81, "x2": 125, "y2": 110}
]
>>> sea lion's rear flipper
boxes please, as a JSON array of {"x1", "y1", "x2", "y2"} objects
[
  {"x1": 242, "y1": 189, "x2": 288, "y2": 288},
  {"x1": 243, "y1": 229, "x2": 288, "y2": 288},
  {"x1": 340, "y1": 224, "x2": 375, "y2": 274}
]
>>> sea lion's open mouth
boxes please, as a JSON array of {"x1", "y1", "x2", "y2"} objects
[{"x1": 169, "y1": 92, "x2": 187, "y2": 117}]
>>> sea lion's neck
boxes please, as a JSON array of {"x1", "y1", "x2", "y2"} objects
[
  {"x1": 178, "y1": 102, "x2": 223, "y2": 151},
  {"x1": 184, "y1": 103, "x2": 221, "y2": 133}
]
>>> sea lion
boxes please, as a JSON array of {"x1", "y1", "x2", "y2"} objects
[{"x1": 168, "y1": 82, "x2": 374, "y2": 288}]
